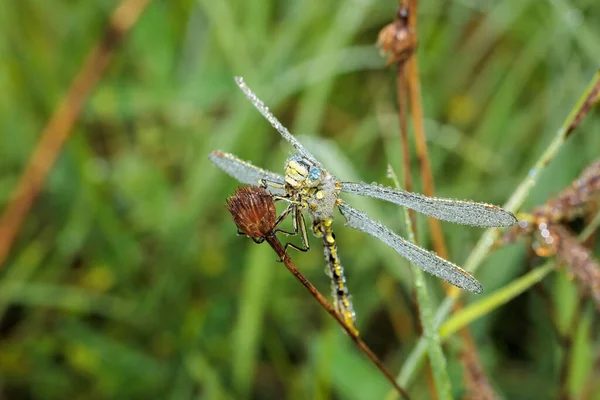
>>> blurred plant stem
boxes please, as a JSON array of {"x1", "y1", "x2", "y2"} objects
[{"x1": 0, "y1": 0, "x2": 151, "y2": 267}]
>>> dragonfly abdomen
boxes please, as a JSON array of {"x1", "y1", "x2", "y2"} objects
[{"x1": 320, "y1": 223, "x2": 358, "y2": 336}]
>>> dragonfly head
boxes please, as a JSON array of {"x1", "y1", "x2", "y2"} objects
[{"x1": 285, "y1": 155, "x2": 323, "y2": 189}]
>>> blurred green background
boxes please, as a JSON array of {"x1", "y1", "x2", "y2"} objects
[{"x1": 1, "y1": 0, "x2": 600, "y2": 399}]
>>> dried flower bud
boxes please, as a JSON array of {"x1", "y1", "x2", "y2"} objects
[
  {"x1": 377, "y1": 6, "x2": 416, "y2": 66},
  {"x1": 226, "y1": 185, "x2": 277, "y2": 239}
]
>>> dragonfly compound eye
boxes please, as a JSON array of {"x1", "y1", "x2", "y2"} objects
[{"x1": 306, "y1": 167, "x2": 323, "y2": 187}]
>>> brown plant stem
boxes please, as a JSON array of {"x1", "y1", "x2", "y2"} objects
[
  {"x1": 0, "y1": 0, "x2": 152, "y2": 267},
  {"x1": 397, "y1": 63, "x2": 417, "y2": 236},
  {"x1": 265, "y1": 234, "x2": 412, "y2": 400},
  {"x1": 405, "y1": 0, "x2": 449, "y2": 261},
  {"x1": 407, "y1": 57, "x2": 448, "y2": 259},
  {"x1": 398, "y1": 1, "x2": 497, "y2": 398}
]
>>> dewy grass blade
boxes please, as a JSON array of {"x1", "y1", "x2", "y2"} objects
[
  {"x1": 388, "y1": 165, "x2": 453, "y2": 400},
  {"x1": 394, "y1": 69, "x2": 600, "y2": 392}
]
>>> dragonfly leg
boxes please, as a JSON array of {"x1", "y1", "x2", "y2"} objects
[
  {"x1": 272, "y1": 194, "x2": 303, "y2": 207},
  {"x1": 278, "y1": 209, "x2": 310, "y2": 260},
  {"x1": 259, "y1": 177, "x2": 285, "y2": 190},
  {"x1": 272, "y1": 204, "x2": 296, "y2": 236},
  {"x1": 284, "y1": 209, "x2": 310, "y2": 252},
  {"x1": 236, "y1": 229, "x2": 266, "y2": 244}
]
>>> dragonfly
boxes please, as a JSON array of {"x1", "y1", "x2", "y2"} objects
[{"x1": 210, "y1": 76, "x2": 517, "y2": 335}]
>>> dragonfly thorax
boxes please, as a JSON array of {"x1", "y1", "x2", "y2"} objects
[
  {"x1": 284, "y1": 155, "x2": 340, "y2": 227},
  {"x1": 284, "y1": 155, "x2": 323, "y2": 189}
]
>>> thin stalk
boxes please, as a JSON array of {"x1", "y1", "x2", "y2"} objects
[
  {"x1": 388, "y1": 1, "x2": 492, "y2": 398},
  {"x1": 558, "y1": 296, "x2": 587, "y2": 400},
  {"x1": 397, "y1": 63, "x2": 417, "y2": 231}
]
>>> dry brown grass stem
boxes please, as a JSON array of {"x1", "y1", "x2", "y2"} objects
[{"x1": 0, "y1": 0, "x2": 152, "y2": 267}]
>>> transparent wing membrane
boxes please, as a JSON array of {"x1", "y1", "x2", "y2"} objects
[
  {"x1": 340, "y1": 182, "x2": 517, "y2": 228},
  {"x1": 209, "y1": 151, "x2": 285, "y2": 194},
  {"x1": 234, "y1": 76, "x2": 320, "y2": 165},
  {"x1": 338, "y1": 202, "x2": 483, "y2": 293}
]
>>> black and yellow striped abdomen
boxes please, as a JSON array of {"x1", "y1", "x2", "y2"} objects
[{"x1": 320, "y1": 221, "x2": 358, "y2": 336}]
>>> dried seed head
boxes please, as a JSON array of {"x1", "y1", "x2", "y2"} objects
[
  {"x1": 226, "y1": 185, "x2": 277, "y2": 239},
  {"x1": 376, "y1": 7, "x2": 416, "y2": 66}
]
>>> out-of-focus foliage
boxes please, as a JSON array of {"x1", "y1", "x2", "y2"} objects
[{"x1": 1, "y1": 0, "x2": 599, "y2": 399}]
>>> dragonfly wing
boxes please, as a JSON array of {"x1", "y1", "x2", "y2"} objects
[
  {"x1": 209, "y1": 151, "x2": 285, "y2": 194},
  {"x1": 337, "y1": 201, "x2": 483, "y2": 293},
  {"x1": 234, "y1": 76, "x2": 321, "y2": 166},
  {"x1": 340, "y1": 182, "x2": 517, "y2": 228}
]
